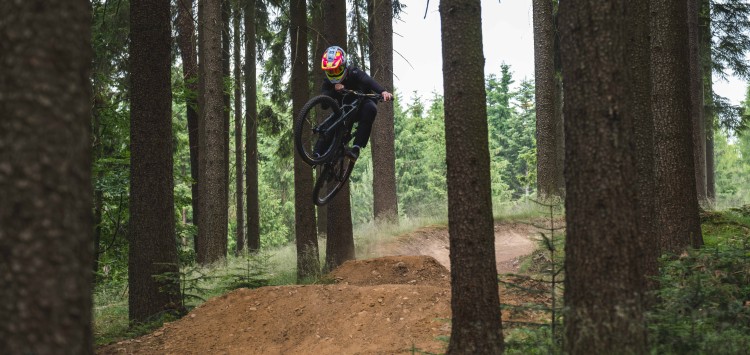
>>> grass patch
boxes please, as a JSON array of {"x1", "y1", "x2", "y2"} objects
[{"x1": 355, "y1": 214, "x2": 448, "y2": 259}]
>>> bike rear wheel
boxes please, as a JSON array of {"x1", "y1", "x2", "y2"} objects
[
  {"x1": 312, "y1": 153, "x2": 356, "y2": 206},
  {"x1": 294, "y1": 95, "x2": 341, "y2": 165}
]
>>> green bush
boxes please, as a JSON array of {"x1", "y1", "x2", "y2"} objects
[{"x1": 648, "y1": 210, "x2": 750, "y2": 354}]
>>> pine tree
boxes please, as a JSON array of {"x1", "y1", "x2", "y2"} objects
[
  {"x1": 439, "y1": 0, "x2": 504, "y2": 353},
  {"x1": 291, "y1": 0, "x2": 320, "y2": 279},
  {"x1": 652, "y1": 0, "x2": 704, "y2": 253},
  {"x1": 129, "y1": 0, "x2": 182, "y2": 322},
  {"x1": 323, "y1": 0, "x2": 356, "y2": 271},
  {"x1": 197, "y1": 0, "x2": 229, "y2": 264},
  {"x1": 0, "y1": 1, "x2": 94, "y2": 352},
  {"x1": 369, "y1": 0, "x2": 399, "y2": 223},
  {"x1": 559, "y1": 0, "x2": 649, "y2": 352},
  {"x1": 245, "y1": 0, "x2": 261, "y2": 251}
]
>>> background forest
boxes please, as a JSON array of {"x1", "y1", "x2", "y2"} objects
[
  {"x1": 90, "y1": 0, "x2": 750, "y2": 284},
  {"x1": 4, "y1": 0, "x2": 750, "y2": 353},
  {"x1": 91, "y1": 1, "x2": 541, "y2": 274}
]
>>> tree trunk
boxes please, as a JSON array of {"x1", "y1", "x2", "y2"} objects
[
  {"x1": 559, "y1": 1, "x2": 649, "y2": 352},
  {"x1": 291, "y1": 0, "x2": 320, "y2": 280},
  {"x1": 311, "y1": 2, "x2": 329, "y2": 236},
  {"x1": 245, "y1": 0, "x2": 261, "y2": 252},
  {"x1": 439, "y1": 1, "x2": 504, "y2": 353},
  {"x1": 198, "y1": 0, "x2": 229, "y2": 264},
  {"x1": 223, "y1": 0, "x2": 231, "y2": 211},
  {"x1": 323, "y1": 0, "x2": 357, "y2": 272},
  {"x1": 325, "y1": 184, "x2": 356, "y2": 271},
  {"x1": 651, "y1": 0, "x2": 704, "y2": 253},
  {"x1": 688, "y1": 0, "x2": 707, "y2": 205},
  {"x1": 233, "y1": 0, "x2": 245, "y2": 254},
  {"x1": 369, "y1": 0, "x2": 399, "y2": 223},
  {"x1": 553, "y1": 6, "x2": 565, "y2": 198},
  {"x1": 176, "y1": 0, "x2": 200, "y2": 248},
  {"x1": 129, "y1": 0, "x2": 182, "y2": 323},
  {"x1": 700, "y1": 0, "x2": 716, "y2": 202},
  {"x1": 533, "y1": 0, "x2": 559, "y2": 200},
  {"x1": 0, "y1": 2, "x2": 94, "y2": 352},
  {"x1": 628, "y1": 0, "x2": 659, "y2": 293}
]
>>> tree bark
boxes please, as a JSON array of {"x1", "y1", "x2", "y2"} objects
[
  {"x1": 689, "y1": 0, "x2": 707, "y2": 205},
  {"x1": 291, "y1": 0, "x2": 321, "y2": 280},
  {"x1": 533, "y1": 0, "x2": 559, "y2": 200},
  {"x1": 628, "y1": 0, "x2": 659, "y2": 294},
  {"x1": 651, "y1": 0, "x2": 704, "y2": 253},
  {"x1": 198, "y1": 0, "x2": 229, "y2": 264},
  {"x1": 233, "y1": 0, "x2": 245, "y2": 254},
  {"x1": 176, "y1": 0, "x2": 200, "y2": 245},
  {"x1": 369, "y1": 0, "x2": 399, "y2": 223},
  {"x1": 129, "y1": 0, "x2": 182, "y2": 323},
  {"x1": 439, "y1": 1, "x2": 504, "y2": 353},
  {"x1": 559, "y1": 1, "x2": 649, "y2": 352},
  {"x1": 311, "y1": 2, "x2": 329, "y2": 236},
  {"x1": 552, "y1": 5, "x2": 565, "y2": 198},
  {"x1": 0, "y1": 2, "x2": 94, "y2": 352},
  {"x1": 223, "y1": 0, "x2": 231, "y2": 210},
  {"x1": 245, "y1": 0, "x2": 261, "y2": 252},
  {"x1": 323, "y1": 0, "x2": 357, "y2": 272},
  {"x1": 700, "y1": 0, "x2": 716, "y2": 202}
]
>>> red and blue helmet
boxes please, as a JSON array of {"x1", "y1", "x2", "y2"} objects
[{"x1": 321, "y1": 46, "x2": 348, "y2": 83}]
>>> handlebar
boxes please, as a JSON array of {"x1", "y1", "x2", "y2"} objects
[{"x1": 339, "y1": 89, "x2": 386, "y2": 102}]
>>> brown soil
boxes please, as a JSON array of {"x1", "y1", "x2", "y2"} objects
[{"x1": 97, "y1": 222, "x2": 541, "y2": 355}]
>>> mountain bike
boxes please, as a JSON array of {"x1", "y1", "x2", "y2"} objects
[{"x1": 294, "y1": 89, "x2": 382, "y2": 206}]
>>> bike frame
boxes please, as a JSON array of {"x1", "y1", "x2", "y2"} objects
[{"x1": 314, "y1": 91, "x2": 379, "y2": 144}]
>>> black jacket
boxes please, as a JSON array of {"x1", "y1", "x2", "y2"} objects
[{"x1": 321, "y1": 66, "x2": 386, "y2": 101}]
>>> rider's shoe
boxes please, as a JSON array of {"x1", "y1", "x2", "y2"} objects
[{"x1": 347, "y1": 145, "x2": 361, "y2": 160}]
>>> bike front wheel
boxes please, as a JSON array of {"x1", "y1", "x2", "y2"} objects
[
  {"x1": 312, "y1": 153, "x2": 356, "y2": 206},
  {"x1": 294, "y1": 95, "x2": 341, "y2": 165}
]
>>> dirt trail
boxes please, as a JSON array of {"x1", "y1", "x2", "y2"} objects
[
  {"x1": 374, "y1": 223, "x2": 537, "y2": 274},
  {"x1": 97, "y1": 223, "x2": 539, "y2": 355}
]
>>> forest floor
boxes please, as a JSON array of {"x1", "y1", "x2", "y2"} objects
[{"x1": 97, "y1": 222, "x2": 549, "y2": 355}]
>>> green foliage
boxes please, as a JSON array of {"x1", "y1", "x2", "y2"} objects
[
  {"x1": 349, "y1": 153, "x2": 375, "y2": 224},
  {"x1": 257, "y1": 130, "x2": 296, "y2": 247},
  {"x1": 711, "y1": 0, "x2": 750, "y2": 81},
  {"x1": 152, "y1": 263, "x2": 217, "y2": 312},
  {"x1": 394, "y1": 92, "x2": 449, "y2": 217},
  {"x1": 714, "y1": 126, "x2": 750, "y2": 207},
  {"x1": 486, "y1": 64, "x2": 536, "y2": 199},
  {"x1": 92, "y1": 2, "x2": 133, "y2": 290},
  {"x1": 648, "y1": 210, "x2": 750, "y2": 354},
  {"x1": 222, "y1": 252, "x2": 273, "y2": 290},
  {"x1": 504, "y1": 327, "x2": 558, "y2": 355}
]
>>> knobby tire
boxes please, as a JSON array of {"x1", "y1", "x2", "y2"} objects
[
  {"x1": 312, "y1": 153, "x2": 356, "y2": 206},
  {"x1": 294, "y1": 95, "x2": 341, "y2": 166}
]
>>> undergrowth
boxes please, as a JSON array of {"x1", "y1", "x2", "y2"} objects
[
  {"x1": 502, "y1": 205, "x2": 750, "y2": 353},
  {"x1": 649, "y1": 207, "x2": 750, "y2": 354}
]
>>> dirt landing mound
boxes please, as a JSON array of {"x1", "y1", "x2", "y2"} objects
[
  {"x1": 328, "y1": 255, "x2": 450, "y2": 287},
  {"x1": 97, "y1": 224, "x2": 540, "y2": 355},
  {"x1": 98, "y1": 256, "x2": 452, "y2": 355}
]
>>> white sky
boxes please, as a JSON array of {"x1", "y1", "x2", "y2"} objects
[{"x1": 391, "y1": 0, "x2": 747, "y2": 106}]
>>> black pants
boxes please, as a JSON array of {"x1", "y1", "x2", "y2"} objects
[
  {"x1": 353, "y1": 99, "x2": 377, "y2": 148},
  {"x1": 314, "y1": 99, "x2": 377, "y2": 153}
]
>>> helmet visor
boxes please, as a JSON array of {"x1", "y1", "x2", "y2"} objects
[{"x1": 327, "y1": 65, "x2": 344, "y2": 76}]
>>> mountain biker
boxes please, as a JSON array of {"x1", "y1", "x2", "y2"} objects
[{"x1": 317, "y1": 45, "x2": 393, "y2": 160}]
